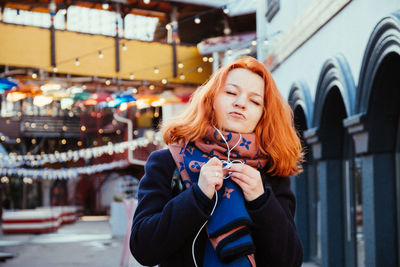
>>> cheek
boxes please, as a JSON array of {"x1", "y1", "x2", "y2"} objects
[
  {"x1": 213, "y1": 98, "x2": 225, "y2": 121},
  {"x1": 251, "y1": 107, "x2": 264, "y2": 125}
]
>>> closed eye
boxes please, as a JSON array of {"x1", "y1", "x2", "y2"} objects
[
  {"x1": 225, "y1": 91, "x2": 237, "y2": 95},
  {"x1": 251, "y1": 100, "x2": 261, "y2": 106}
]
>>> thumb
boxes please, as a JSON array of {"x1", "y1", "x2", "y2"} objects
[{"x1": 207, "y1": 157, "x2": 222, "y2": 166}]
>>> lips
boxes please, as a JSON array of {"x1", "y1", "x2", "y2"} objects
[{"x1": 228, "y1": 111, "x2": 245, "y2": 119}]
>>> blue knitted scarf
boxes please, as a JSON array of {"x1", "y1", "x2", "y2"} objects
[{"x1": 169, "y1": 127, "x2": 267, "y2": 266}]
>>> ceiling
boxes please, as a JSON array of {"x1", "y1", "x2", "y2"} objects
[{"x1": 0, "y1": 0, "x2": 256, "y2": 44}]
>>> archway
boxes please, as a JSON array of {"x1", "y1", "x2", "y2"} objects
[{"x1": 306, "y1": 54, "x2": 356, "y2": 266}]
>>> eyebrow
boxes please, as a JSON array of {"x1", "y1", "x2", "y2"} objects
[{"x1": 225, "y1": 83, "x2": 263, "y2": 98}]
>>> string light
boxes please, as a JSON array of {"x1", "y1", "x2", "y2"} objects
[
  {"x1": 202, "y1": 57, "x2": 208, "y2": 62},
  {"x1": 149, "y1": 84, "x2": 155, "y2": 90},
  {"x1": 16, "y1": 138, "x2": 21, "y2": 143},
  {"x1": 75, "y1": 58, "x2": 80, "y2": 66},
  {"x1": 223, "y1": 5, "x2": 229, "y2": 14},
  {"x1": 102, "y1": 2, "x2": 109, "y2": 9},
  {"x1": 31, "y1": 139, "x2": 36, "y2": 144},
  {"x1": 178, "y1": 62, "x2": 184, "y2": 68},
  {"x1": 105, "y1": 80, "x2": 111, "y2": 85},
  {"x1": 143, "y1": 0, "x2": 151, "y2": 4},
  {"x1": 179, "y1": 74, "x2": 185, "y2": 80},
  {"x1": 153, "y1": 67, "x2": 159, "y2": 74},
  {"x1": 194, "y1": 16, "x2": 201, "y2": 24},
  {"x1": 122, "y1": 43, "x2": 127, "y2": 51},
  {"x1": 77, "y1": 141, "x2": 83, "y2": 146},
  {"x1": 251, "y1": 40, "x2": 257, "y2": 46},
  {"x1": 130, "y1": 73, "x2": 135, "y2": 80},
  {"x1": 53, "y1": 67, "x2": 58, "y2": 72},
  {"x1": 81, "y1": 126, "x2": 86, "y2": 131},
  {"x1": 62, "y1": 125, "x2": 68, "y2": 131},
  {"x1": 197, "y1": 66, "x2": 203, "y2": 73},
  {"x1": 208, "y1": 57, "x2": 214, "y2": 63},
  {"x1": 98, "y1": 51, "x2": 104, "y2": 59},
  {"x1": 32, "y1": 73, "x2": 37, "y2": 79},
  {"x1": 61, "y1": 139, "x2": 67, "y2": 145},
  {"x1": 161, "y1": 78, "x2": 167, "y2": 84}
]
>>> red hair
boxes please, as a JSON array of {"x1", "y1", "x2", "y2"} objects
[{"x1": 162, "y1": 56, "x2": 303, "y2": 176}]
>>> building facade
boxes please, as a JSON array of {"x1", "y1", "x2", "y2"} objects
[{"x1": 258, "y1": 0, "x2": 400, "y2": 266}]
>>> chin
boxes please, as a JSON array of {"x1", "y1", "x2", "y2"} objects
[{"x1": 223, "y1": 125, "x2": 249, "y2": 134}]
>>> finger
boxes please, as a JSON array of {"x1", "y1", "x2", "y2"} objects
[
  {"x1": 230, "y1": 172, "x2": 251, "y2": 185},
  {"x1": 207, "y1": 157, "x2": 222, "y2": 166},
  {"x1": 231, "y1": 176, "x2": 247, "y2": 191},
  {"x1": 229, "y1": 163, "x2": 247, "y2": 173},
  {"x1": 215, "y1": 181, "x2": 223, "y2": 191}
]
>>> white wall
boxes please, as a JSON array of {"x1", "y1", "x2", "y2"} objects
[{"x1": 263, "y1": 0, "x2": 400, "y2": 100}]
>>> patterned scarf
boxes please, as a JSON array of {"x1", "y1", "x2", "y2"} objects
[{"x1": 169, "y1": 127, "x2": 268, "y2": 266}]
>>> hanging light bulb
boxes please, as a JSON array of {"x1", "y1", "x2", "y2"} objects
[
  {"x1": 98, "y1": 51, "x2": 104, "y2": 59},
  {"x1": 202, "y1": 57, "x2": 208, "y2": 62},
  {"x1": 194, "y1": 16, "x2": 201, "y2": 24},
  {"x1": 197, "y1": 66, "x2": 203, "y2": 73},
  {"x1": 223, "y1": 5, "x2": 229, "y2": 14},
  {"x1": 102, "y1": 2, "x2": 109, "y2": 9},
  {"x1": 161, "y1": 78, "x2": 167, "y2": 84},
  {"x1": 32, "y1": 73, "x2": 38, "y2": 79},
  {"x1": 130, "y1": 73, "x2": 135, "y2": 80},
  {"x1": 251, "y1": 40, "x2": 257, "y2": 46},
  {"x1": 149, "y1": 84, "x2": 155, "y2": 90},
  {"x1": 154, "y1": 67, "x2": 159, "y2": 74},
  {"x1": 208, "y1": 57, "x2": 214, "y2": 63},
  {"x1": 179, "y1": 74, "x2": 185, "y2": 80},
  {"x1": 75, "y1": 58, "x2": 80, "y2": 66},
  {"x1": 53, "y1": 67, "x2": 58, "y2": 72},
  {"x1": 105, "y1": 80, "x2": 111, "y2": 85},
  {"x1": 223, "y1": 26, "x2": 231, "y2": 35},
  {"x1": 122, "y1": 43, "x2": 127, "y2": 51},
  {"x1": 143, "y1": 0, "x2": 151, "y2": 4}
]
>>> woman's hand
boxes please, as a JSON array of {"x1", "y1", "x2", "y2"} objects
[
  {"x1": 229, "y1": 163, "x2": 264, "y2": 201},
  {"x1": 198, "y1": 157, "x2": 224, "y2": 199}
]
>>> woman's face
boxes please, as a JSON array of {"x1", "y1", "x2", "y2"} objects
[{"x1": 213, "y1": 68, "x2": 265, "y2": 133}]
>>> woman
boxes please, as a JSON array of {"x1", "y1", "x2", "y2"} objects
[{"x1": 130, "y1": 56, "x2": 303, "y2": 267}]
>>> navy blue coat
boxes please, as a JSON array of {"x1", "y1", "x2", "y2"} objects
[{"x1": 130, "y1": 149, "x2": 303, "y2": 267}]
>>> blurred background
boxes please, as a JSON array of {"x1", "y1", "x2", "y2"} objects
[{"x1": 0, "y1": 0, "x2": 399, "y2": 266}]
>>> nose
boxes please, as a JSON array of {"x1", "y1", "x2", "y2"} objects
[{"x1": 233, "y1": 94, "x2": 246, "y2": 109}]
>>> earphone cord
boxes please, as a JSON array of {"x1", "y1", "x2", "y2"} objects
[{"x1": 192, "y1": 127, "x2": 243, "y2": 267}]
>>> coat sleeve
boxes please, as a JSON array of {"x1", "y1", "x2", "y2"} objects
[
  {"x1": 247, "y1": 175, "x2": 303, "y2": 267},
  {"x1": 129, "y1": 150, "x2": 210, "y2": 266}
]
